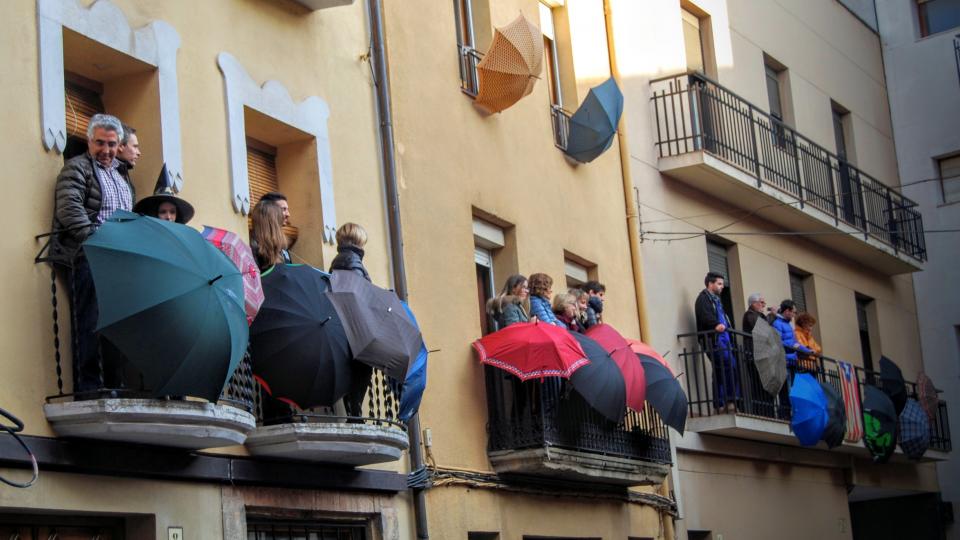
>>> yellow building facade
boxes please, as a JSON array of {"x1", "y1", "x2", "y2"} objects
[{"x1": 0, "y1": 0, "x2": 951, "y2": 539}]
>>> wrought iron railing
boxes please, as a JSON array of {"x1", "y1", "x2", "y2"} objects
[
  {"x1": 651, "y1": 72, "x2": 927, "y2": 261},
  {"x1": 483, "y1": 366, "x2": 671, "y2": 464},
  {"x1": 458, "y1": 45, "x2": 482, "y2": 98},
  {"x1": 551, "y1": 104, "x2": 571, "y2": 151},
  {"x1": 678, "y1": 330, "x2": 952, "y2": 452},
  {"x1": 954, "y1": 34, "x2": 960, "y2": 88},
  {"x1": 255, "y1": 367, "x2": 406, "y2": 432},
  {"x1": 855, "y1": 366, "x2": 952, "y2": 452}
]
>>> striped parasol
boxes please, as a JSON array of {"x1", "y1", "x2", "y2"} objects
[{"x1": 201, "y1": 226, "x2": 264, "y2": 324}]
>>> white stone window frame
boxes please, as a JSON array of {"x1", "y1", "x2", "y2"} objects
[
  {"x1": 217, "y1": 52, "x2": 337, "y2": 244},
  {"x1": 37, "y1": 0, "x2": 184, "y2": 190}
]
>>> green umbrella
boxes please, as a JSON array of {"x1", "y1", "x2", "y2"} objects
[{"x1": 82, "y1": 211, "x2": 248, "y2": 401}]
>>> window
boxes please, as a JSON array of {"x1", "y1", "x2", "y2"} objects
[
  {"x1": 918, "y1": 0, "x2": 960, "y2": 37},
  {"x1": 0, "y1": 515, "x2": 125, "y2": 539},
  {"x1": 474, "y1": 217, "x2": 506, "y2": 335},
  {"x1": 706, "y1": 239, "x2": 736, "y2": 325},
  {"x1": 682, "y1": 8, "x2": 706, "y2": 74},
  {"x1": 63, "y1": 75, "x2": 106, "y2": 160},
  {"x1": 469, "y1": 533, "x2": 500, "y2": 540},
  {"x1": 765, "y1": 64, "x2": 785, "y2": 121},
  {"x1": 764, "y1": 55, "x2": 792, "y2": 148},
  {"x1": 856, "y1": 295, "x2": 875, "y2": 372},
  {"x1": 455, "y1": 0, "x2": 492, "y2": 51},
  {"x1": 938, "y1": 154, "x2": 960, "y2": 204},
  {"x1": 246, "y1": 139, "x2": 300, "y2": 249},
  {"x1": 247, "y1": 519, "x2": 366, "y2": 539},
  {"x1": 833, "y1": 102, "x2": 863, "y2": 225},
  {"x1": 540, "y1": 2, "x2": 563, "y2": 107},
  {"x1": 565, "y1": 259, "x2": 589, "y2": 289},
  {"x1": 832, "y1": 102, "x2": 852, "y2": 161},
  {"x1": 789, "y1": 269, "x2": 809, "y2": 314}
]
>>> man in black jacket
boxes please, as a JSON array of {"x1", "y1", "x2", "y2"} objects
[
  {"x1": 52, "y1": 114, "x2": 134, "y2": 394},
  {"x1": 742, "y1": 292, "x2": 766, "y2": 333},
  {"x1": 694, "y1": 272, "x2": 740, "y2": 410},
  {"x1": 695, "y1": 272, "x2": 731, "y2": 333}
]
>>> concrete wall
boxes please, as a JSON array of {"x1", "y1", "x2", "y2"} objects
[{"x1": 874, "y1": 0, "x2": 960, "y2": 537}]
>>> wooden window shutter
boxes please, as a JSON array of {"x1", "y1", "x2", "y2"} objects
[
  {"x1": 789, "y1": 272, "x2": 807, "y2": 313},
  {"x1": 706, "y1": 241, "x2": 729, "y2": 279},
  {"x1": 246, "y1": 145, "x2": 299, "y2": 245},
  {"x1": 65, "y1": 81, "x2": 105, "y2": 139}
]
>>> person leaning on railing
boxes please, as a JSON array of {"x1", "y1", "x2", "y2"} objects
[
  {"x1": 486, "y1": 274, "x2": 531, "y2": 330},
  {"x1": 771, "y1": 300, "x2": 814, "y2": 375},
  {"x1": 794, "y1": 312, "x2": 821, "y2": 373}
]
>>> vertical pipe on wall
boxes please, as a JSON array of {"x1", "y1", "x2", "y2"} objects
[{"x1": 366, "y1": 1, "x2": 429, "y2": 538}]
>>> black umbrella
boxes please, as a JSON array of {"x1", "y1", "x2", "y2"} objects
[
  {"x1": 879, "y1": 356, "x2": 907, "y2": 415},
  {"x1": 249, "y1": 264, "x2": 352, "y2": 409},
  {"x1": 568, "y1": 332, "x2": 627, "y2": 423},
  {"x1": 639, "y1": 353, "x2": 687, "y2": 434},
  {"x1": 862, "y1": 385, "x2": 898, "y2": 464},
  {"x1": 326, "y1": 270, "x2": 423, "y2": 380},
  {"x1": 819, "y1": 381, "x2": 846, "y2": 449}
]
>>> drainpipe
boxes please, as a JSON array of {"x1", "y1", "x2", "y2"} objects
[
  {"x1": 602, "y1": 3, "x2": 676, "y2": 539},
  {"x1": 602, "y1": 0, "x2": 651, "y2": 343},
  {"x1": 366, "y1": 1, "x2": 430, "y2": 538}
]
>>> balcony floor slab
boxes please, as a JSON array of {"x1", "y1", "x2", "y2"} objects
[
  {"x1": 244, "y1": 422, "x2": 409, "y2": 466},
  {"x1": 488, "y1": 446, "x2": 670, "y2": 487},
  {"x1": 685, "y1": 413, "x2": 949, "y2": 463},
  {"x1": 43, "y1": 398, "x2": 256, "y2": 450}
]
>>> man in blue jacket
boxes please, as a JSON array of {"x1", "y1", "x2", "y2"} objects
[{"x1": 771, "y1": 299, "x2": 813, "y2": 369}]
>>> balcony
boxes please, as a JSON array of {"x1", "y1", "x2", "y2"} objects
[
  {"x1": 678, "y1": 330, "x2": 951, "y2": 461},
  {"x1": 551, "y1": 104, "x2": 571, "y2": 151},
  {"x1": 245, "y1": 368, "x2": 409, "y2": 466},
  {"x1": 650, "y1": 73, "x2": 926, "y2": 275},
  {"x1": 44, "y1": 352, "x2": 257, "y2": 450},
  {"x1": 458, "y1": 45, "x2": 482, "y2": 98},
  {"x1": 484, "y1": 367, "x2": 671, "y2": 487}
]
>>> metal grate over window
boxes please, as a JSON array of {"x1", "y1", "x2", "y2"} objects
[{"x1": 247, "y1": 520, "x2": 366, "y2": 540}]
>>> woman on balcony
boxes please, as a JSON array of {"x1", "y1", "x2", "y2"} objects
[
  {"x1": 251, "y1": 202, "x2": 290, "y2": 272},
  {"x1": 553, "y1": 293, "x2": 584, "y2": 333},
  {"x1": 486, "y1": 274, "x2": 531, "y2": 330},
  {"x1": 794, "y1": 312, "x2": 822, "y2": 373},
  {"x1": 528, "y1": 273, "x2": 565, "y2": 328}
]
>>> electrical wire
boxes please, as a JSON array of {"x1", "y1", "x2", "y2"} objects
[{"x1": 0, "y1": 407, "x2": 39, "y2": 489}]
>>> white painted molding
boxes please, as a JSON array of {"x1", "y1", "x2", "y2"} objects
[
  {"x1": 216, "y1": 52, "x2": 337, "y2": 243},
  {"x1": 37, "y1": 0, "x2": 184, "y2": 191}
]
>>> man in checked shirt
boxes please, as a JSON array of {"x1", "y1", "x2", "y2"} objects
[{"x1": 51, "y1": 114, "x2": 135, "y2": 395}]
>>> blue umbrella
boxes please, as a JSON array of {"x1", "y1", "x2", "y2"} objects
[
  {"x1": 398, "y1": 302, "x2": 427, "y2": 422},
  {"x1": 789, "y1": 373, "x2": 828, "y2": 446},
  {"x1": 564, "y1": 77, "x2": 624, "y2": 163}
]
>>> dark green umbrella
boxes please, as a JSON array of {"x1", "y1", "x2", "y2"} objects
[
  {"x1": 83, "y1": 211, "x2": 248, "y2": 401},
  {"x1": 862, "y1": 385, "x2": 898, "y2": 464},
  {"x1": 564, "y1": 77, "x2": 624, "y2": 163}
]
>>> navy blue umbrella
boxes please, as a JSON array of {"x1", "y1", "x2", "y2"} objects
[
  {"x1": 564, "y1": 77, "x2": 624, "y2": 163},
  {"x1": 568, "y1": 332, "x2": 627, "y2": 423}
]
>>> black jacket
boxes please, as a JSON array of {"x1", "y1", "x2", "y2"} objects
[
  {"x1": 695, "y1": 289, "x2": 731, "y2": 332},
  {"x1": 48, "y1": 153, "x2": 134, "y2": 265},
  {"x1": 742, "y1": 309, "x2": 762, "y2": 334},
  {"x1": 329, "y1": 245, "x2": 370, "y2": 282}
]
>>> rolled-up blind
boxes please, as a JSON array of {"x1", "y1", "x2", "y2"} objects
[
  {"x1": 246, "y1": 145, "x2": 298, "y2": 245},
  {"x1": 65, "y1": 82, "x2": 105, "y2": 138}
]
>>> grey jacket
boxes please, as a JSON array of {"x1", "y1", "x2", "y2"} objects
[
  {"x1": 488, "y1": 295, "x2": 529, "y2": 330},
  {"x1": 48, "y1": 153, "x2": 134, "y2": 265}
]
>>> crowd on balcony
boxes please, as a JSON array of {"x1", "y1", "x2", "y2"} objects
[{"x1": 486, "y1": 272, "x2": 606, "y2": 333}]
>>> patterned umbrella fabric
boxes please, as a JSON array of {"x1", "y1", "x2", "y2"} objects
[
  {"x1": 585, "y1": 324, "x2": 646, "y2": 411},
  {"x1": 879, "y1": 356, "x2": 907, "y2": 415},
  {"x1": 83, "y1": 211, "x2": 248, "y2": 401},
  {"x1": 789, "y1": 373, "x2": 828, "y2": 446},
  {"x1": 564, "y1": 77, "x2": 624, "y2": 163},
  {"x1": 819, "y1": 381, "x2": 846, "y2": 449},
  {"x1": 862, "y1": 385, "x2": 898, "y2": 464},
  {"x1": 473, "y1": 322, "x2": 589, "y2": 380},
  {"x1": 898, "y1": 398, "x2": 931, "y2": 460},
  {"x1": 474, "y1": 13, "x2": 543, "y2": 114},
  {"x1": 201, "y1": 225, "x2": 264, "y2": 324},
  {"x1": 568, "y1": 332, "x2": 627, "y2": 423},
  {"x1": 751, "y1": 318, "x2": 788, "y2": 396},
  {"x1": 916, "y1": 372, "x2": 939, "y2": 423}
]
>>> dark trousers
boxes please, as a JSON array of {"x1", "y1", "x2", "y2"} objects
[
  {"x1": 65, "y1": 255, "x2": 122, "y2": 394},
  {"x1": 344, "y1": 363, "x2": 373, "y2": 418}
]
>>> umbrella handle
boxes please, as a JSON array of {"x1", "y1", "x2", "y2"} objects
[
  {"x1": 208, "y1": 274, "x2": 223, "y2": 285},
  {"x1": 318, "y1": 316, "x2": 332, "y2": 327}
]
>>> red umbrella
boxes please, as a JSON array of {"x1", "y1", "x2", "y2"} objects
[
  {"x1": 586, "y1": 324, "x2": 647, "y2": 411},
  {"x1": 200, "y1": 226, "x2": 264, "y2": 324},
  {"x1": 472, "y1": 322, "x2": 590, "y2": 380}
]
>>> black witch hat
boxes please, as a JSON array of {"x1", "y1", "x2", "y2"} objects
[{"x1": 133, "y1": 164, "x2": 195, "y2": 224}]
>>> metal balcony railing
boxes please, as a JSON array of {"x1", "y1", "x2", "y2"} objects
[
  {"x1": 551, "y1": 104, "x2": 571, "y2": 151},
  {"x1": 483, "y1": 366, "x2": 672, "y2": 464},
  {"x1": 255, "y1": 367, "x2": 406, "y2": 432},
  {"x1": 458, "y1": 45, "x2": 482, "y2": 98},
  {"x1": 678, "y1": 330, "x2": 952, "y2": 452},
  {"x1": 651, "y1": 72, "x2": 927, "y2": 261}
]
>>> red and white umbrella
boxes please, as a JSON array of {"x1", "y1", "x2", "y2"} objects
[{"x1": 201, "y1": 226, "x2": 264, "y2": 324}]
